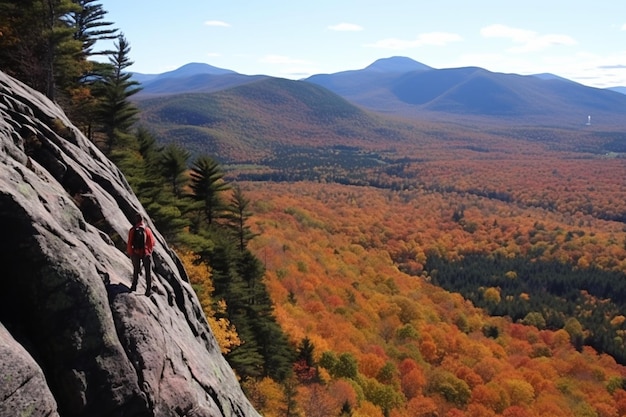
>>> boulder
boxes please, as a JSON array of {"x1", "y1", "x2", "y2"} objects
[{"x1": 0, "y1": 71, "x2": 261, "y2": 417}]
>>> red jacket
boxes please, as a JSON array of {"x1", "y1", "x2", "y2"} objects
[{"x1": 127, "y1": 221, "x2": 156, "y2": 256}]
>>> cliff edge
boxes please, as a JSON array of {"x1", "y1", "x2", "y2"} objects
[{"x1": 0, "y1": 71, "x2": 261, "y2": 417}]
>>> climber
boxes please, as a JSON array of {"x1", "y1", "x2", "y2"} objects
[{"x1": 127, "y1": 212, "x2": 156, "y2": 296}]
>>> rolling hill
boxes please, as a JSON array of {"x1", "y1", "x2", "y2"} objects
[
  {"x1": 133, "y1": 57, "x2": 626, "y2": 128},
  {"x1": 135, "y1": 69, "x2": 626, "y2": 168},
  {"x1": 135, "y1": 76, "x2": 444, "y2": 163}
]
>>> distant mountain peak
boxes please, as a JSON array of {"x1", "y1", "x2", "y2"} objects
[
  {"x1": 156, "y1": 62, "x2": 236, "y2": 79},
  {"x1": 364, "y1": 56, "x2": 433, "y2": 73},
  {"x1": 132, "y1": 62, "x2": 239, "y2": 89},
  {"x1": 531, "y1": 72, "x2": 576, "y2": 84}
]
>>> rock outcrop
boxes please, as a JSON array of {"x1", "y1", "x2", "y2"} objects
[{"x1": 0, "y1": 71, "x2": 261, "y2": 417}]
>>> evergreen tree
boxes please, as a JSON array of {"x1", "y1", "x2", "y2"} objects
[
  {"x1": 205, "y1": 233, "x2": 294, "y2": 381},
  {"x1": 189, "y1": 155, "x2": 230, "y2": 226},
  {"x1": 62, "y1": 0, "x2": 118, "y2": 137},
  {"x1": 66, "y1": 0, "x2": 117, "y2": 57},
  {"x1": 0, "y1": 0, "x2": 81, "y2": 99},
  {"x1": 339, "y1": 400, "x2": 353, "y2": 417},
  {"x1": 238, "y1": 250, "x2": 295, "y2": 380},
  {"x1": 161, "y1": 143, "x2": 191, "y2": 198},
  {"x1": 133, "y1": 129, "x2": 192, "y2": 242},
  {"x1": 94, "y1": 33, "x2": 141, "y2": 153},
  {"x1": 47, "y1": 0, "x2": 84, "y2": 100},
  {"x1": 225, "y1": 185, "x2": 258, "y2": 252},
  {"x1": 296, "y1": 337, "x2": 316, "y2": 367}
]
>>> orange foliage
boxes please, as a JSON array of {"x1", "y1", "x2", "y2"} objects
[
  {"x1": 240, "y1": 179, "x2": 626, "y2": 417},
  {"x1": 406, "y1": 396, "x2": 438, "y2": 416},
  {"x1": 359, "y1": 352, "x2": 386, "y2": 379},
  {"x1": 613, "y1": 389, "x2": 626, "y2": 415},
  {"x1": 328, "y1": 379, "x2": 358, "y2": 410},
  {"x1": 401, "y1": 368, "x2": 427, "y2": 399},
  {"x1": 466, "y1": 403, "x2": 497, "y2": 417},
  {"x1": 353, "y1": 400, "x2": 385, "y2": 417},
  {"x1": 502, "y1": 405, "x2": 535, "y2": 417},
  {"x1": 297, "y1": 384, "x2": 339, "y2": 417},
  {"x1": 455, "y1": 366, "x2": 483, "y2": 389}
]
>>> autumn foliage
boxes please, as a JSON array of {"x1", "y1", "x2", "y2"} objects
[
  {"x1": 239, "y1": 160, "x2": 626, "y2": 416},
  {"x1": 177, "y1": 250, "x2": 240, "y2": 353}
]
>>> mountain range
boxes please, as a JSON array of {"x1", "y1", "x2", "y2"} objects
[{"x1": 133, "y1": 57, "x2": 626, "y2": 127}]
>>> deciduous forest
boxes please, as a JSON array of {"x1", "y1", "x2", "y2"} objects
[{"x1": 3, "y1": 1, "x2": 626, "y2": 416}]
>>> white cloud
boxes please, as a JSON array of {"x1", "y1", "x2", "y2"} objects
[
  {"x1": 481, "y1": 24, "x2": 576, "y2": 53},
  {"x1": 621, "y1": 23, "x2": 626, "y2": 31},
  {"x1": 328, "y1": 23, "x2": 363, "y2": 32},
  {"x1": 206, "y1": 52, "x2": 221, "y2": 57},
  {"x1": 204, "y1": 20, "x2": 230, "y2": 27},
  {"x1": 366, "y1": 32, "x2": 462, "y2": 50}
]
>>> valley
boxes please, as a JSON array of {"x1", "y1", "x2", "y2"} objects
[
  {"x1": 5, "y1": 2, "x2": 626, "y2": 414},
  {"x1": 132, "y1": 59, "x2": 626, "y2": 416}
]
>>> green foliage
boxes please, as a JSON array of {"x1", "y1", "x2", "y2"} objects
[
  {"x1": 224, "y1": 185, "x2": 258, "y2": 252},
  {"x1": 65, "y1": 0, "x2": 118, "y2": 57},
  {"x1": 521, "y1": 312, "x2": 546, "y2": 329},
  {"x1": 94, "y1": 34, "x2": 141, "y2": 153},
  {"x1": 426, "y1": 369, "x2": 471, "y2": 408},
  {"x1": 376, "y1": 362, "x2": 397, "y2": 385},
  {"x1": 160, "y1": 143, "x2": 190, "y2": 198},
  {"x1": 607, "y1": 376, "x2": 626, "y2": 394},
  {"x1": 332, "y1": 353, "x2": 358, "y2": 379},
  {"x1": 0, "y1": 0, "x2": 81, "y2": 99},
  {"x1": 319, "y1": 351, "x2": 338, "y2": 372},
  {"x1": 189, "y1": 155, "x2": 231, "y2": 226},
  {"x1": 296, "y1": 337, "x2": 316, "y2": 367},
  {"x1": 104, "y1": 120, "x2": 293, "y2": 383},
  {"x1": 205, "y1": 238, "x2": 294, "y2": 381},
  {"x1": 426, "y1": 253, "x2": 626, "y2": 364},
  {"x1": 360, "y1": 376, "x2": 404, "y2": 414}
]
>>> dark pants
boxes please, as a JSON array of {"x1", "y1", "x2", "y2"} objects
[{"x1": 131, "y1": 253, "x2": 152, "y2": 295}]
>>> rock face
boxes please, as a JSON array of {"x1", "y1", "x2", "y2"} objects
[{"x1": 0, "y1": 71, "x2": 261, "y2": 417}]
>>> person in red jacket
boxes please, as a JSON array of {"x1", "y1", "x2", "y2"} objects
[{"x1": 127, "y1": 212, "x2": 156, "y2": 296}]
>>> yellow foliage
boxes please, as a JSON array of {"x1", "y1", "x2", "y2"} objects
[
  {"x1": 242, "y1": 377, "x2": 285, "y2": 417},
  {"x1": 504, "y1": 270, "x2": 518, "y2": 279},
  {"x1": 176, "y1": 250, "x2": 241, "y2": 354},
  {"x1": 483, "y1": 287, "x2": 502, "y2": 304},
  {"x1": 504, "y1": 379, "x2": 535, "y2": 406}
]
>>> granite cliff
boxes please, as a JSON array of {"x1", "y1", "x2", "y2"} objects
[{"x1": 0, "y1": 71, "x2": 262, "y2": 417}]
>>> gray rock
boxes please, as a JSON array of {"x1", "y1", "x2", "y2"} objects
[
  {"x1": 0, "y1": 71, "x2": 261, "y2": 417},
  {"x1": 0, "y1": 323, "x2": 59, "y2": 417}
]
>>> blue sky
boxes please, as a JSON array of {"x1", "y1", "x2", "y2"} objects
[{"x1": 101, "y1": 0, "x2": 626, "y2": 88}]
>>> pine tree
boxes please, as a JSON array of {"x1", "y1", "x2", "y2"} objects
[
  {"x1": 0, "y1": 0, "x2": 81, "y2": 99},
  {"x1": 296, "y1": 337, "x2": 316, "y2": 367},
  {"x1": 161, "y1": 143, "x2": 191, "y2": 198},
  {"x1": 132, "y1": 129, "x2": 192, "y2": 243},
  {"x1": 62, "y1": 0, "x2": 118, "y2": 137},
  {"x1": 94, "y1": 33, "x2": 141, "y2": 153},
  {"x1": 66, "y1": 0, "x2": 117, "y2": 57},
  {"x1": 225, "y1": 185, "x2": 258, "y2": 252},
  {"x1": 189, "y1": 155, "x2": 231, "y2": 226}
]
